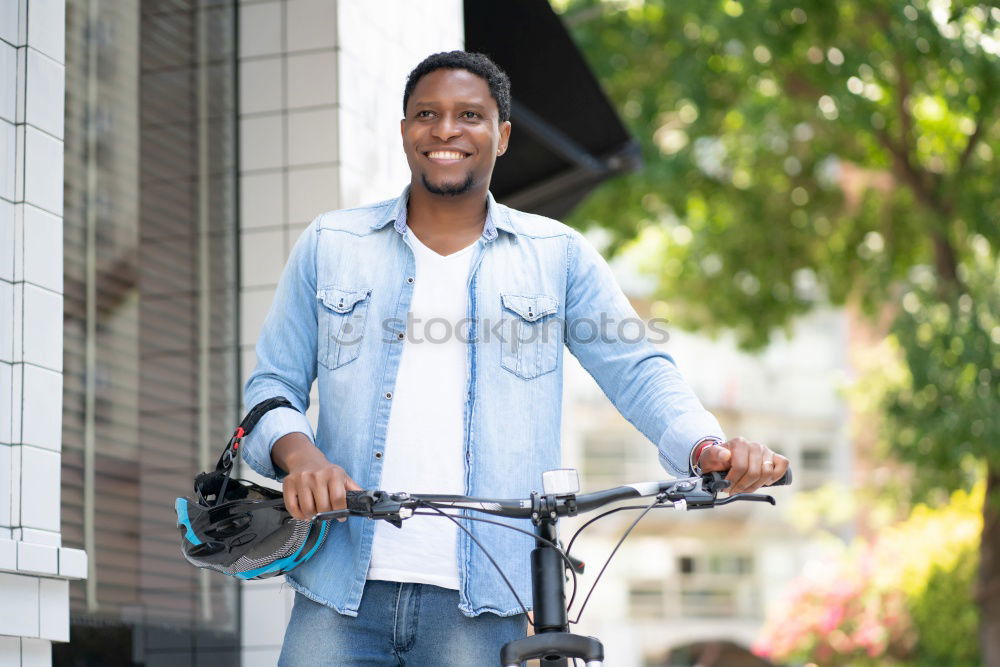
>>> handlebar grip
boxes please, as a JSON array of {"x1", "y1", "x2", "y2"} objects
[
  {"x1": 765, "y1": 468, "x2": 793, "y2": 487},
  {"x1": 345, "y1": 490, "x2": 373, "y2": 511}
]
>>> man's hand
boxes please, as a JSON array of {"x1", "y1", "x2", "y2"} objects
[
  {"x1": 697, "y1": 437, "x2": 789, "y2": 493},
  {"x1": 272, "y1": 432, "x2": 362, "y2": 521}
]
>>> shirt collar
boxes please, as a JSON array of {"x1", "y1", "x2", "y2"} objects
[{"x1": 369, "y1": 184, "x2": 518, "y2": 242}]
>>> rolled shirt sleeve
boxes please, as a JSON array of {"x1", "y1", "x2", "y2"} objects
[
  {"x1": 241, "y1": 406, "x2": 315, "y2": 481},
  {"x1": 564, "y1": 229, "x2": 725, "y2": 477},
  {"x1": 658, "y1": 409, "x2": 725, "y2": 477}
]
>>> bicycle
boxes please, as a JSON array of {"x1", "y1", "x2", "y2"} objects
[{"x1": 315, "y1": 467, "x2": 792, "y2": 666}]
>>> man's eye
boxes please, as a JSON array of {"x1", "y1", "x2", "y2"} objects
[
  {"x1": 462, "y1": 111, "x2": 480, "y2": 119},
  {"x1": 416, "y1": 110, "x2": 433, "y2": 118}
]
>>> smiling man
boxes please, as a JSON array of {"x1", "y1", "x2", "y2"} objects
[{"x1": 243, "y1": 51, "x2": 788, "y2": 665}]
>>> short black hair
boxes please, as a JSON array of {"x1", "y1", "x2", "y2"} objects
[{"x1": 403, "y1": 51, "x2": 511, "y2": 123}]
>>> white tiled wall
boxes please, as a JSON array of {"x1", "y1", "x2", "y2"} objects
[
  {"x1": 20, "y1": 364, "x2": 60, "y2": 451},
  {"x1": 1, "y1": 120, "x2": 14, "y2": 203},
  {"x1": 236, "y1": 0, "x2": 463, "y2": 659},
  {"x1": 22, "y1": 126, "x2": 64, "y2": 216},
  {"x1": 21, "y1": 638, "x2": 52, "y2": 667},
  {"x1": 17, "y1": 541, "x2": 58, "y2": 576},
  {"x1": 19, "y1": 204, "x2": 61, "y2": 294},
  {"x1": 0, "y1": 573, "x2": 40, "y2": 637},
  {"x1": 0, "y1": 1, "x2": 86, "y2": 664},
  {"x1": 24, "y1": 48, "x2": 63, "y2": 140}
]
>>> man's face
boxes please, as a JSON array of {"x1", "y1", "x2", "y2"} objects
[{"x1": 401, "y1": 68, "x2": 511, "y2": 197}]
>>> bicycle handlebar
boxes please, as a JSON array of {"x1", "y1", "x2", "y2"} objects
[
  {"x1": 310, "y1": 468, "x2": 792, "y2": 664},
  {"x1": 313, "y1": 469, "x2": 792, "y2": 524}
]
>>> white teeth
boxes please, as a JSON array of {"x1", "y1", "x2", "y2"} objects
[{"x1": 427, "y1": 151, "x2": 467, "y2": 160}]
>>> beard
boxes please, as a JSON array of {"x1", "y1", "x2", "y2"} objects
[{"x1": 421, "y1": 171, "x2": 475, "y2": 197}]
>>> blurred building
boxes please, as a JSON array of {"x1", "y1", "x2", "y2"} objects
[{"x1": 560, "y1": 282, "x2": 853, "y2": 664}]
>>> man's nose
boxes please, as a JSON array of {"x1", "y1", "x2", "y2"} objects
[{"x1": 431, "y1": 116, "x2": 461, "y2": 141}]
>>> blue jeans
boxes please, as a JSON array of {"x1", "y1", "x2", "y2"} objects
[{"x1": 278, "y1": 581, "x2": 528, "y2": 666}]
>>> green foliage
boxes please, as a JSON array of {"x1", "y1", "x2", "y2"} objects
[
  {"x1": 908, "y1": 542, "x2": 980, "y2": 666},
  {"x1": 555, "y1": 0, "x2": 1000, "y2": 349},
  {"x1": 880, "y1": 237, "x2": 1000, "y2": 498}
]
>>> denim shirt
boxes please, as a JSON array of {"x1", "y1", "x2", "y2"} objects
[{"x1": 242, "y1": 184, "x2": 724, "y2": 618}]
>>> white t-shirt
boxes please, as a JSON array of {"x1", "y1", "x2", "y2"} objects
[{"x1": 366, "y1": 228, "x2": 476, "y2": 590}]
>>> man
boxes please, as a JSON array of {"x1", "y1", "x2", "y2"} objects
[{"x1": 243, "y1": 51, "x2": 788, "y2": 665}]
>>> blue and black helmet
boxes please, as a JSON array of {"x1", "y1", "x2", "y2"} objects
[{"x1": 175, "y1": 398, "x2": 329, "y2": 579}]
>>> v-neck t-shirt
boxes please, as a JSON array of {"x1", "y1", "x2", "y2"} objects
[{"x1": 366, "y1": 229, "x2": 477, "y2": 590}]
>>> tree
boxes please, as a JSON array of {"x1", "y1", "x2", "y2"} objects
[{"x1": 554, "y1": 0, "x2": 999, "y2": 659}]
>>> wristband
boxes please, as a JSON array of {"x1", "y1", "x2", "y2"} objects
[{"x1": 690, "y1": 436, "x2": 724, "y2": 475}]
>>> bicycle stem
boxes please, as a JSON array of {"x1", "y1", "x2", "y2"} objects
[{"x1": 531, "y1": 517, "x2": 569, "y2": 634}]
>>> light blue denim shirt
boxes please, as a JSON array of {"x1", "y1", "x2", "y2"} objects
[{"x1": 242, "y1": 184, "x2": 724, "y2": 618}]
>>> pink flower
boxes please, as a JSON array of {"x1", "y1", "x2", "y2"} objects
[{"x1": 819, "y1": 604, "x2": 846, "y2": 632}]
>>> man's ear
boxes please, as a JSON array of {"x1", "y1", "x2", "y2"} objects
[
  {"x1": 497, "y1": 120, "x2": 512, "y2": 156},
  {"x1": 400, "y1": 117, "x2": 406, "y2": 139}
]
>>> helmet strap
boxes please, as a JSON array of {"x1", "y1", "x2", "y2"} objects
[{"x1": 211, "y1": 397, "x2": 296, "y2": 506}]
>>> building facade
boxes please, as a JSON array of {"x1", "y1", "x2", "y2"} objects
[{"x1": 1, "y1": 0, "x2": 88, "y2": 663}]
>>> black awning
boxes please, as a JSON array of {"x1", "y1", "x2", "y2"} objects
[{"x1": 464, "y1": 0, "x2": 641, "y2": 220}]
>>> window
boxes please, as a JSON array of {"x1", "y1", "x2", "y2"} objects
[
  {"x1": 677, "y1": 554, "x2": 751, "y2": 576},
  {"x1": 629, "y1": 581, "x2": 665, "y2": 619},
  {"x1": 581, "y1": 432, "x2": 651, "y2": 487},
  {"x1": 802, "y1": 446, "x2": 831, "y2": 471},
  {"x1": 707, "y1": 553, "x2": 752, "y2": 575},
  {"x1": 679, "y1": 588, "x2": 739, "y2": 618},
  {"x1": 671, "y1": 553, "x2": 759, "y2": 619},
  {"x1": 582, "y1": 434, "x2": 628, "y2": 481}
]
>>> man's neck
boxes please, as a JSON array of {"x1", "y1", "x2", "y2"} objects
[{"x1": 405, "y1": 182, "x2": 490, "y2": 255}]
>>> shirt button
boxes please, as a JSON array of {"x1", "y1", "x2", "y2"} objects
[
  {"x1": 406, "y1": 276, "x2": 414, "y2": 284},
  {"x1": 397, "y1": 332, "x2": 405, "y2": 340},
  {"x1": 385, "y1": 392, "x2": 392, "y2": 399},
  {"x1": 374, "y1": 451, "x2": 383, "y2": 459}
]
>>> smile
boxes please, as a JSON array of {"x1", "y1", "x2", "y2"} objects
[{"x1": 423, "y1": 150, "x2": 470, "y2": 163}]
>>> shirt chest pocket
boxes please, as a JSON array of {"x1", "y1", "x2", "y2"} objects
[
  {"x1": 500, "y1": 293, "x2": 560, "y2": 380},
  {"x1": 317, "y1": 286, "x2": 372, "y2": 370}
]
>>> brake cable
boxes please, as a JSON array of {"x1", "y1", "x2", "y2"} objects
[
  {"x1": 411, "y1": 500, "x2": 580, "y2": 606},
  {"x1": 397, "y1": 488, "x2": 717, "y2": 627},
  {"x1": 413, "y1": 502, "x2": 531, "y2": 617},
  {"x1": 569, "y1": 494, "x2": 666, "y2": 623},
  {"x1": 413, "y1": 495, "x2": 668, "y2": 625},
  {"x1": 565, "y1": 503, "x2": 665, "y2": 559},
  {"x1": 562, "y1": 500, "x2": 680, "y2": 611}
]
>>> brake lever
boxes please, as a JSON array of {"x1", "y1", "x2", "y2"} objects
[
  {"x1": 701, "y1": 471, "x2": 731, "y2": 494},
  {"x1": 662, "y1": 474, "x2": 719, "y2": 509},
  {"x1": 313, "y1": 490, "x2": 414, "y2": 527},
  {"x1": 714, "y1": 492, "x2": 776, "y2": 506}
]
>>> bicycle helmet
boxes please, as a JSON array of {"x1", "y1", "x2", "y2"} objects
[{"x1": 175, "y1": 397, "x2": 330, "y2": 579}]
